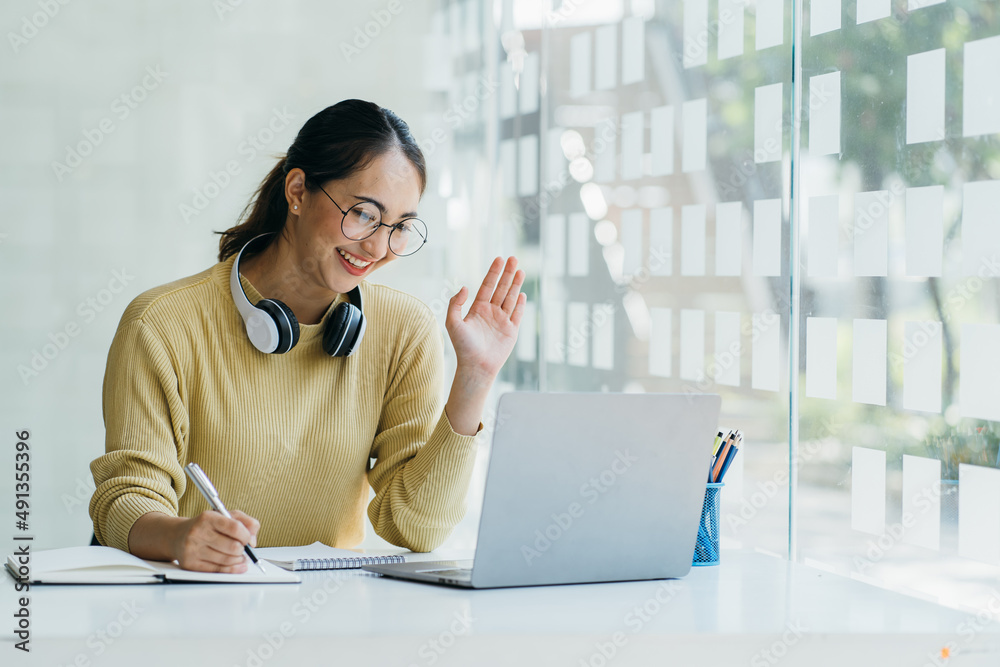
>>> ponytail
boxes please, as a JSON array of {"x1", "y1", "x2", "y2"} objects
[{"x1": 217, "y1": 157, "x2": 290, "y2": 262}]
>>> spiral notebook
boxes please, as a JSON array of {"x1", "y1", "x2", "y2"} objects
[{"x1": 255, "y1": 542, "x2": 410, "y2": 571}]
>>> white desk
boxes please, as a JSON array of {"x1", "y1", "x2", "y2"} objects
[{"x1": 7, "y1": 551, "x2": 1000, "y2": 666}]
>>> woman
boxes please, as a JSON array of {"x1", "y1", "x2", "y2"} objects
[{"x1": 89, "y1": 99, "x2": 526, "y2": 573}]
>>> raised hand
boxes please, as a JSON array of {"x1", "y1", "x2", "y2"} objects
[
  {"x1": 445, "y1": 256, "x2": 527, "y2": 380},
  {"x1": 442, "y1": 257, "x2": 527, "y2": 436}
]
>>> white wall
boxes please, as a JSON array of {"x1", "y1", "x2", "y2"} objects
[{"x1": 0, "y1": 0, "x2": 464, "y2": 549}]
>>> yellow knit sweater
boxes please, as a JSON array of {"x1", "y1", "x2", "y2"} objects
[{"x1": 89, "y1": 254, "x2": 479, "y2": 552}]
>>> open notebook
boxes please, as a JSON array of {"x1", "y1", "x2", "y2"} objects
[
  {"x1": 6, "y1": 546, "x2": 299, "y2": 584},
  {"x1": 256, "y1": 542, "x2": 414, "y2": 571}
]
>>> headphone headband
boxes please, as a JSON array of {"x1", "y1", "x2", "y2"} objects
[{"x1": 229, "y1": 234, "x2": 366, "y2": 356}]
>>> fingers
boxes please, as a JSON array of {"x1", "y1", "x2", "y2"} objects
[
  {"x1": 177, "y1": 511, "x2": 255, "y2": 573},
  {"x1": 211, "y1": 510, "x2": 255, "y2": 547},
  {"x1": 453, "y1": 256, "x2": 527, "y2": 323},
  {"x1": 490, "y1": 257, "x2": 519, "y2": 307},
  {"x1": 472, "y1": 257, "x2": 504, "y2": 305},
  {"x1": 231, "y1": 509, "x2": 260, "y2": 548},
  {"x1": 510, "y1": 292, "x2": 528, "y2": 327},
  {"x1": 500, "y1": 268, "x2": 525, "y2": 314},
  {"x1": 446, "y1": 286, "x2": 468, "y2": 329}
]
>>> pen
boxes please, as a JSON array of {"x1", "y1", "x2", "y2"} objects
[{"x1": 184, "y1": 462, "x2": 266, "y2": 574}]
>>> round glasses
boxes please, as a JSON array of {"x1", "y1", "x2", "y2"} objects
[{"x1": 313, "y1": 181, "x2": 427, "y2": 257}]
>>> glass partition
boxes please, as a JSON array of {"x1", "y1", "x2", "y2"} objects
[{"x1": 429, "y1": 0, "x2": 1000, "y2": 610}]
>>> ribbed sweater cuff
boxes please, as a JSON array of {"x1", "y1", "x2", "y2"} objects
[{"x1": 410, "y1": 411, "x2": 479, "y2": 486}]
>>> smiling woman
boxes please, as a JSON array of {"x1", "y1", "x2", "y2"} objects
[{"x1": 88, "y1": 99, "x2": 526, "y2": 573}]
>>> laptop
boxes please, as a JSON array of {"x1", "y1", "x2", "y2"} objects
[{"x1": 362, "y1": 392, "x2": 722, "y2": 589}]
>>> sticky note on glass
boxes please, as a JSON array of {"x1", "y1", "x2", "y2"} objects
[{"x1": 852, "y1": 447, "x2": 886, "y2": 536}]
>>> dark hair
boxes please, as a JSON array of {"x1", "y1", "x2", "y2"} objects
[{"x1": 218, "y1": 99, "x2": 426, "y2": 261}]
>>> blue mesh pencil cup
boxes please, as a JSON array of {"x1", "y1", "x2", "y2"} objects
[{"x1": 692, "y1": 482, "x2": 723, "y2": 566}]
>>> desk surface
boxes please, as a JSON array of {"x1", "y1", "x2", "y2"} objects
[{"x1": 7, "y1": 551, "x2": 1000, "y2": 666}]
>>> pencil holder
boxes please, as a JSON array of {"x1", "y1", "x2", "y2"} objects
[{"x1": 692, "y1": 482, "x2": 723, "y2": 566}]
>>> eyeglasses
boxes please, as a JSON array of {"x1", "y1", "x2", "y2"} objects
[{"x1": 312, "y1": 180, "x2": 427, "y2": 257}]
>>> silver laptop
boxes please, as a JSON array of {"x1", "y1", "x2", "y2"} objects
[{"x1": 362, "y1": 392, "x2": 721, "y2": 588}]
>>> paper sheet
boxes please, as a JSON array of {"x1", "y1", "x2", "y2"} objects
[
  {"x1": 650, "y1": 105, "x2": 674, "y2": 176},
  {"x1": 756, "y1": 0, "x2": 784, "y2": 50},
  {"x1": 649, "y1": 207, "x2": 673, "y2": 276},
  {"x1": 519, "y1": 51, "x2": 540, "y2": 115},
  {"x1": 682, "y1": 98, "x2": 707, "y2": 173},
  {"x1": 902, "y1": 455, "x2": 941, "y2": 551},
  {"x1": 851, "y1": 447, "x2": 886, "y2": 536},
  {"x1": 568, "y1": 213, "x2": 591, "y2": 276},
  {"x1": 570, "y1": 32, "x2": 592, "y2": 98},
  {"x1": 905, "y1": 186, "x2": 943, "y2": 277},
  {"x1": 516, "y1": 301, "x2": 537, "y2": 362},
  {"x1": 959, "y1": 464, "x2": 1000, "y2": 564},
  {"x1": 683, "y1": 0, "x2": 708, "y2": 68},
  {"x1": 854, "y1": 190, "x2": 889, "y2": 277},
  {"x1": 567, "y1": 302, "x2": 588, "y2": 367},
  {"x1": 621, "y1": 209, "x2": 643, "y2": 277},
  {"x1": 959, "y1": 324, "x2": 1000, "y2": 421},
  {"x1": 806, "y1": 317, "x2": 837, "y2": 399},
  {"x1": 681, "y1": 204, "x2": 707, "y2": 276},
  {"x1": 902, "y1": 321, "x2": 942, "y2": 413},
  {"x1": 961, "y1": 180, "x2": 1000, "y2": 277},
  {"x1": 753, "y1": 198, "x2": 782, "y2": 276},
  {"x1": 545, "y1": 301, "x2": 566, "y2": 363},
  {"x1": 809, "y1": 72, "x2": 841, "y2": 156},
  {"x1": 715, "y1": 311, "x2": 741, "y2": 387},
  {"x1": 680, "y1": 309, "x2": 705, "y2": 381},
  {"x1": 906, "y1": 49, "x2": 945, "y2": 144},
  {"x1": 545, "y1": 214, "x2": 566, "y2": 277},
  {"x1": 808, "y1": 194, "x2": 839, "y2": 277},
  {"x1": 752, "y1": 312, "x2": 781, "y2": 392},
  {"x1": 716, "y1": 202, "x2": 743, "y2": 276},
  {"x1": 852, "y1": 318, "x2": 887, "y2": 406},
  {"x1": 592, "y1": 305, "x2": 615, "y2": 370},
  {"x1": 517, "y1": 134, "x2": 538, "y2": 197},
  {"x1": 649, "y1": 307, "x2": 672, "y2": 377},
  {"x1": 963, "y1": 35, "x2": 1000, "y2": 137},
  {"x1": 755, "y1": 83, "x2": 783, "y2": 163},
  {"x1": 718, "y1": 0, "x2": 745, "y2": 60},
  {"x1": 620, "y1": 111, "x2": 644, "y2": 180},
  {"x1": 811, "y1": 0, "x2": 841, "y2": 36},
  {"x1": 622, "y1": 17, "x2": 645, "y2": 84},
  {"x1": 595, "y1": 24, "x2": 618, "y2": 90},
  {"x1": 856, "y1": 0, "x2": 890, "y2": 24}
]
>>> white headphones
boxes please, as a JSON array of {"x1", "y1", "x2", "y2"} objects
[{"x1": 230, "y1": 234, "x2": 366, "y2": 356}]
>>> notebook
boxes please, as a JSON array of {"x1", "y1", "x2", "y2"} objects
[
  {"x1": 255, "y1": 541, "x2": 412, "y2": 571},
  {"x1": 5, "y1": 546, "x2": 300, "y2": 585}
]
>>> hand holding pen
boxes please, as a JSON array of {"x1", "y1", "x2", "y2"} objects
[{"x1": 182, "y1": 462, "x2": 265, "y2": 573}]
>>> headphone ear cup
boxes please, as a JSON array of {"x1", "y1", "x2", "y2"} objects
[
  {"x1": 256, "y1": 299, "x2": 299, "y2": 353},
  {"x1": 343, "y1": 308, "x2": 366, "y2": 356},
  {"x1": 323, "y1": 303, "x2": 353, "y2": 357}
]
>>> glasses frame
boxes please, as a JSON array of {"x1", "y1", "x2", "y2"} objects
[{"x1": 311, "y1": 180, "x2": 427, "y2": 257}]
